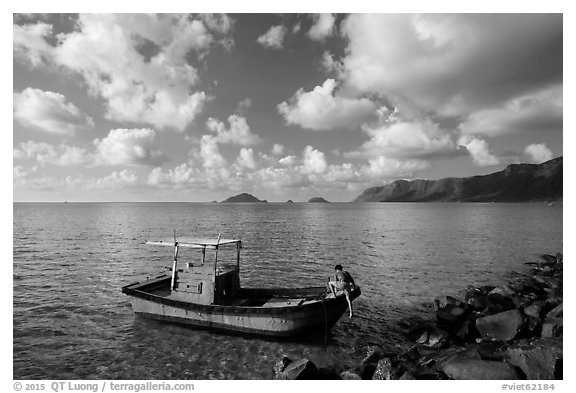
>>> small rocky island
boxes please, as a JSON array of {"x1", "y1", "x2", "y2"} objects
[
  {"x1": 272, "y1": 253, "x2": 563, "y2": 380},
  {"x1": 221, "y1": 193, "x2": 268, "y2": 203},
  {"x1": 308, "y1": 197, "x2": 330, "y2": 203}
]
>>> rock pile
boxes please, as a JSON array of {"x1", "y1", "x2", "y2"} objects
[{"x1": 271, "y1": 253, "x2": 563, "y2": 380}]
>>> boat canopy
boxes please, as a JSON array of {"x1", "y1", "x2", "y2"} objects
[{"x1": 146, "y1": 237, "x2": 241, "y2": 249}]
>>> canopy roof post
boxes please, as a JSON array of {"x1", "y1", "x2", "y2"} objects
[{"x1": 171, "y1": 242, "x2": 179, "y2": 290}]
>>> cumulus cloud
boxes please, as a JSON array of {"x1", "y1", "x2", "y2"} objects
[
  {"x1": 525, "y1": 143, "x2": 553, "y2": 164},
  {"x1": 278, "y1": 79, "x2": 378, "y2": 130},
  {"x1": 256, "y1": 25, "x2": 286, "y2": 49},
  {"x1": 459, "y1": 85, "x2": 563, "y2": 137},
  {"x1": 206, "y1": 114, "x2": 261, "y2": 145},
  {"x1": 13, "y1": 14, "x2": 234, "y2": 130},
  {"x1": 301, "y1": 145, "x2": 328, "y2": 174},
  {"x1": 91, "y1": 170, "x2": 138, "y2": 189},
  {"x1": 348, "y1": 116, "x2": 457, "y2": 160},
  {"x1": 340, "y1": 14, "x2": 562, "y2": 116},
  {"x1": 14, "y1": 88, "x2": 94, "y2": 135},
  {"x1": 13, "y1": 23, "x2": 53, "y2": 66},
  {"x1": 148, "y1": 164, "x2": 197, "y2": 187},
  {"x1": 94, "y1": 128, "x2": 165, "y2": 166},
  {"x1": 458, "y1": 135, "x2": 500, "y2": 166},
  {"x1": 236, "y1": 148, "x2": 257, "y2": 169},
  {"x1": 198, "y1": 135, "x2": 227, "y2": 169},
  {"x1": 308, "y1": 14, "x2": 336, "y2": 41},
  {"x1": 14, "y1": 141, "x2": 90, "y2": 166}
]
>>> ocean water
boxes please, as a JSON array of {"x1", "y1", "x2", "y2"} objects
[{"x1": 13, "y1": 202, "x2": 563, "y2": 379}]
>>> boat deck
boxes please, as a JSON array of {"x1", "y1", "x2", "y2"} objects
[{"x1": 140, "y1": 276, "x2": 338, "y2": 308}]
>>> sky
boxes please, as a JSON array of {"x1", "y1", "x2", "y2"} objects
[{"x1": 12, "y1": 13, "x2": 563, "y2": 202}]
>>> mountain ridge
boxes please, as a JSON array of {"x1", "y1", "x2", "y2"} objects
[{"x1": 353, "y1": 157, "x2": 563, "y2": 202}]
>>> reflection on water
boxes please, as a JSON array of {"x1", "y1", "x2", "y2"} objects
[{"x1": 13, "y1": 202, "x2": 562, "y2": 379}]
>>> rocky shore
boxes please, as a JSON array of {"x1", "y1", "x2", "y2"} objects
[{"x1": 272, "y1": 253, "x2": 563, "y2": 380}]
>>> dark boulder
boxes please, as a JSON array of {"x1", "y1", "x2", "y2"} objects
[
  {"x1": 281, "y1": 358, "x2": 318, "y2": 380},
  {"x1": 434, "y1": 295, "x2": 464, "y2": 309},
  {"x1": 541, "y1": 304, "x2": 563, "y2": 338},
  {"x1": 416, "y1": 327, "x2": 449, "y2": 349},
  {"x1": 476, "y1": 309, "x2": 525, "y2": 342},
  {"x1": 455, "y1": 315, "x2": 480, "y2": 343},
  {"x1": 507, "y1": 347, "x2": 560, "y2": 380},
  {"x1": 476, "y1": 341, "x2": 510, "y2": 361},
  {"x1": 539, "y1": 254, "x2": 557, "y2": 264},
  {"x1": 436, "y1": 304, "x2": 468, "y2": 326},
  {"x1": 489, "y1": 285, "x2": 517, "y2": 297},
  {"x1": 524, "y1": 300, "x2": 546, "y2": 320},
  {"x1": 442, "y1": 359, "x2": 520, "y2": 380}
]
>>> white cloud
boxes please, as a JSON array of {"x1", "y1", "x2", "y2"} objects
[
  {"x1": 14, "y1": 14, "x2": 235, "y2": 130},
  {"x1": 525, "y1": 143, "x2": 553, "y2": 164},
  {"x1": 198, "y1": 135, "x2": 227, "y2": 169},
  {"x1": 308, "y1": 14, "x2": 336, "y2": 41},
  {"x1": 278, "y1": 79, "x2": 378, "y2": 131},
  {"x1": 349, "y1": 116, "x2": 457, "y2": 160},
  {"x1": 148, "y1": 164, "x2": 197, "y2": 187},
  {"x1": 340, "y1": 14, "x2": 562, "y2": 116},
  {"x1": 206, "y1": 114, "x2": 261, "y2": 145},
  {"x1": 300, "y1": 146, "x2": 327, "y2": 174},
  {"x1": 458, "y1": 135, "x2": 500, "y2": 166},
  {"x1": 236, "y1": 148, "x2": 257, "y2": 169},
  {"x1": 459, "y1": 85, "x2": 563, "y2": 137},
  {"x1": 271, "y1": 144, "x2": 285, "y2": 155},
  {"x1": 279, "y1": 155, "x2": 297, "y2": 166},
  {"x1": 360, "y1": 156, "x2": 430, "y2": 179},
  {"x1": 13, "y1": 23, "x2": 52, "y2": 66},
  {"x1": 14, "y1": 141, "x2": 90, "y2": 166},
  {"x1": 14, "y1": 88, "x2": 94, "y2": 135},
  {"x1": 235, "y1": 98, "x2": 253, "y2": 115},
  {"x1": 256, "y1": 25, "x2": 286, "y2": 50},
  {"x1": 321, "y1": 51, "x2": 344, "y2": 76},
  {"x1": 94, "y1": 128, "x2": 165, "y2": 166},
  {"x1": 91, "y1": 170, "x2": 138, "y2": 189}
]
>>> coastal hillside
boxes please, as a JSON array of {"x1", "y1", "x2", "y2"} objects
[
  {"x1": 354, "y1": 157, "x2": 563, "y2": 202},
  {"x1": 221, "y1": 193, "x2": 267, "y2": 203}
]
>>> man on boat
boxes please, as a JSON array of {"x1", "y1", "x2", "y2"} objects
[{"x1": 328, "y1": 264, "x2": 356, "y2": 318}]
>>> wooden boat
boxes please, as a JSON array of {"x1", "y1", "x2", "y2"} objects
[{"x1": 122, "y1": 236, "x2": 360, "y2": 337}]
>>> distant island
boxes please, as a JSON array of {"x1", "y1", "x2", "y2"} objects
[
  {"x1": 221, "y1": 193, "x2": 268, "y2": 203},
  {"x1": 286, "y1": 200, "x2": 294, "y2": 203},
  {"x1": 354, "y1": 157, "x2": 563, "y2": 203},
  {"x1": 308, "y1": 197, "x2": 330, "y2": 203}
]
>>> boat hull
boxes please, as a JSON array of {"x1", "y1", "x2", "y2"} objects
[{"x1": 122, "y1": 276, "x2": 360, "y2": 337}]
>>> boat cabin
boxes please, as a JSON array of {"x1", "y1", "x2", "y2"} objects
[{"x1": 147, "y1": 236, "x2": 242, "y2": 306}]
